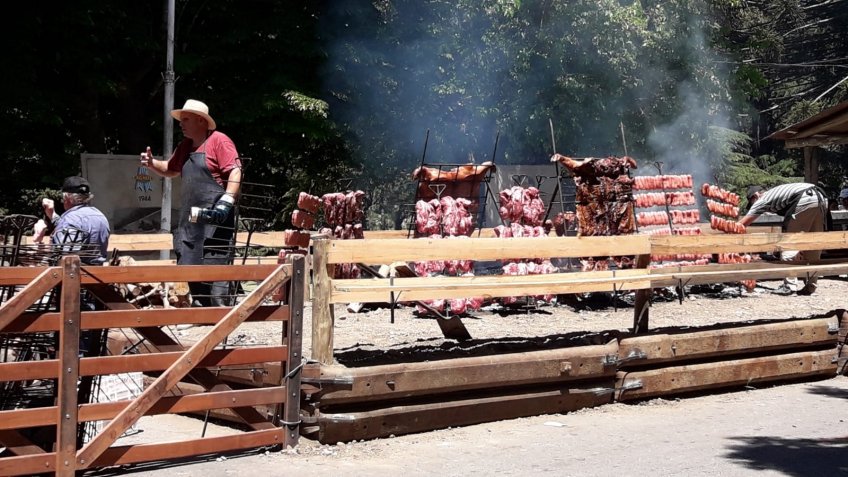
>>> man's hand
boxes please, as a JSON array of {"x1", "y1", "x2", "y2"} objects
[
  {"x1": 42, "y1": 198, "x2": 55, "y2": 220},
  {"x1": 199, "y1": 194, "x2": 235, "y2": 224},
  {"x1": 140, "y1": 146, "x2": 153, "y2": 167}
]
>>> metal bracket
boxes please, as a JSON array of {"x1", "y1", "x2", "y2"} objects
[
  {"x1": 617, "y1": 349, "x2": 649, "y2": 365},
  {"x1": 602, "y1": 354, "x2": 619, "y2": 367},
  {"x1": 323, "y1": 414, "x2": 356, "y2": 423},
  {"x1": 618, "y1": 379, "x2": 644, "y2": 392},
  {"x1": 828, "y1": 323, "x2": 839, "y2": 334},
  {"x1": 301, "y1": 375, "x2": 355, "y2": 386},
  {"x1": 511, "y1": 174, "x2": 529, "y2": 187}
]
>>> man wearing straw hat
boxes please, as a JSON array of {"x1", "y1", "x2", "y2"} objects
[{"x1": 140, "y1": 99, "x2": 242, "y2": 307}]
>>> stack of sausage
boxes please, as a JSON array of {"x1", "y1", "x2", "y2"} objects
[
  {"x1": 700, "y1": 183, "x2": 756, "y2": 291},
  {"x1": 633, "y1": 173, "x2": 706, "y2": 268}
]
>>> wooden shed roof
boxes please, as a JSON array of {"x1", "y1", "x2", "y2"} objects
[{"x1": 768, "y1": 100, "x2": 848, "y2": 148}]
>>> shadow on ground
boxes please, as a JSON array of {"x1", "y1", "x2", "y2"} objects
[{"x1": 724, "y1": 435, "x2": 848, "y2": 476}]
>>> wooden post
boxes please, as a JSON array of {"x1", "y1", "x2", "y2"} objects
[
  {"x1": 311, "y1": 237, "x2": 335, "y2": 365},
  {"x1": 56, "y1": 256, "x2": 81, "y2": 476},
  {"x1": 283, "y1": 256, "x2": 305, "y2": 448},
  {"x1": 803, "y1": 146, "x2": 819, "y2": 185},
  {"x1": 632, "y1": 254, "x2": 651, "y2": 334}
]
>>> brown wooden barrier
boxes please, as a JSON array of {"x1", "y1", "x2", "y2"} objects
[
  {"x1": 0, "y1": 256, "x2": 305, "y2": 476},
  {"x1": 311, "y1": 231, "x2": 848, "y2": 364}
]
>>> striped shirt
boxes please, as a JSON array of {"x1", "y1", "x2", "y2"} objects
[{"x1": 746, "y1": 183, "x2": 822, "y2": 217}]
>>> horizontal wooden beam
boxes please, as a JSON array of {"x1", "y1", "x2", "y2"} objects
[
  {"x1": 615, "y1": 349, "x2": 837, "y2": 401},
  {"x1": 330, "y1": 269, "x2": 651, "y2": 303},
  {"x1": 650, "y1": 262, "x2": 848, "y2": 288},
  {"x1": 326, "y1": 235, "x2": 652, "y2": 264},
  {"x1": 0, "y1": 264, "x2": 283, "y2": 286},
  {"x1": 785, "y1": 134, "x2": 848, "y2": 148},
  {"x1": 317, "y1": 381, "x2": 613, "y2": 444},
  {"x1": 317, "y1": 341, "x2": 618, "y2": 407},
  {"x1": 3, "y1": 305, "x2": 288, "y2": 334},
  {"x1": 0, "y1": 346, "x2": 287, "y2": 382},
  {"x1": 0, "y1": 387, "x2": 285, "y2": 431},
  {"x1": 650, "y1": 231, "x2": 848, "y2": 255},
  {"x1": 618, "y1": 318, "x2": 838, "y2": 366}
]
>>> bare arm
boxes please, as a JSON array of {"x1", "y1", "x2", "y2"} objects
[
  {"x1": 738, "y1": 214, "x2": 758, "y2": 227},
  {"x1": 224, "y1": 167, "x2": 242, "y2": 197},
  {"x1": 141, "y1": 146, "x2": 180, "y2": 178}
]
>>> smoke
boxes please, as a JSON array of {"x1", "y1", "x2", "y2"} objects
[{"x1": 320, "y1": 2, "x2": 737, "y2": 182}]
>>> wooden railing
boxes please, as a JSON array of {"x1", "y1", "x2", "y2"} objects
[
  {"x1": 311, "y1": 231, "x2": 848, "y2": 364},
  {"x1": 0, "y1": 256, "x2": 305, "y2": 476}
]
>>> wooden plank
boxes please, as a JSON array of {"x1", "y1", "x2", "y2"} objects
[
  {"x1": 632, "y1": 254, "x2": 652, "y2": 333},
  {"x1": 76, "y1": 264, "x2": 292, "y2": 468},
  {"x1": 312, "y1": 238, "x2": 335, "y2": 365},
  {"x1": 650, "y1": 262, "x2": 848, "y2": 288},
  {"x1": 786, "y1": 134, "x2": 848, "y2": 149},
  {"x1": 0, "y1": 387, "x2": 285, "y2": 430},
  {"x1": 316, "y1": 341, "x2": 618, "y2": 407},
  {"x1": 0, "y1": 429, "x2": 47, "y2": 455},
  {"x1": 330, "y1": 269, "x2": 652, "y2": 303},
  {"x1": 615, "y1": 349, "x2": 837, "y2": 401},
  {"x1": 89, "y1": 429, "x2": 284, "y2": 468},
  {"x1": 3, "y1": 305, "x2": 288, "y2": 334},
  {"x1": 0, "y1": 264, "x2": 281, "y2": 286},
  {"x1": 56, "y1": 256, "x2": 80, "y2": 477},
  {"x1": 0, "y1": 452, "x2": 55, "y2": 477},
  {"x1": 0, "y1": 346, "x2": 287, "y2": 382},
  {"x1": 0, "y1": 266, "x2": 62, "y2": 331},
  {"x1": 283, "y1": 255, "x2": 305, "y2": 447},
  {"x1": 619, "y1": 318, "x2": 838, "y2": 367},
  {"x1": 317, "y1": 381, "x2": 614, "y2": 444},
  {"x1": 326, "y1": 236, "x2": 651, "y2": 264},
  {"x1": 649, "y1": 231, "x2": 848, "y2": 255},
  {"x1": 790, "y1": 109, "x2": 848, "y2": 140},
  {"x1": 84, "y1": 285, "x2": 278, "y2": 430}
]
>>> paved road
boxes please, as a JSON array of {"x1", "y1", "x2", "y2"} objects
[{"x1": 93, "y1": 375, "x2": 848, "y2": 477}]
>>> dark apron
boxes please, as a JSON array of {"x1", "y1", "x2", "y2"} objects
[
  {"x1": 780, "y1": 186, "x2": 827, "y2": 231},
  {"x1": 174, "y1": 148, "x2": 236, "y2": 306}
]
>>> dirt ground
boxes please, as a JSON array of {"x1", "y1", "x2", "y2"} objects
[{"x1": 101, "y1": 277, "x2": 847, "y2": 476}]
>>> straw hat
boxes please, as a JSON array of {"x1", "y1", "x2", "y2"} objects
[{"x1": 170, "y1": 99, "x2": 216, "y2": 130}]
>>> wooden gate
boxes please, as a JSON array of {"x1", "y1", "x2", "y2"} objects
[{"x1": 0, "y1": 255, "x2": 305, "y2": 476}]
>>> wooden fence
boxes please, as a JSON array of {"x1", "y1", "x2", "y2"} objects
[
  {"x1": 0, "y1": 256, "x2": 305, "y2": 476},
  {"x1": 311, "y1": 230, "x2": 848, "y2": 364}
]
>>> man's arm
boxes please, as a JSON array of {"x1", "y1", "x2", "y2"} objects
[
  {"x1": 224, "y1": 167, "x2": 242, "y2": 197},
  {"x1": 141, "y1": 146, "x2": 180, "y2": 178},
  {"x1": 738, "y1": 214, "x2": 759, "y2": 227}
]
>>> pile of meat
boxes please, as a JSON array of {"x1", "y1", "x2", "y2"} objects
[
  {"x1": 412, "y1": 195, "x2": 480, "y2": 315},
  {"x1": 415, "y1": 196, "x2": 474, "y2": 236},
  {"x1": 492, "y1": 185, "x2": 559, "y2": 305},
  {"x1": 551, "y1": 154, "x2": 637, "y2": 272},
  {"x1": 700, "y1": 183, "x2": 755, "y2": 290},
  {"x1": 285, "y1": 190, "x2": 367, "y2": 280},
  {"x1": 498, "y1": 186, "x2": 546, "y2": 226},
  {"x1": 551, "y1": 154, "x2": 636, "y2": 237}
]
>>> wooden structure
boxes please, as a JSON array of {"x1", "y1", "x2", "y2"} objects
[
  {"x1": 0, "y1": 256, "x2": 305, "y2": 476},
  {"x1": 304, "y1": 231, "x2": 848, "y2": 442},
  {"x1": 769, "y1": 100, "x2": 848, "y2": 184}
]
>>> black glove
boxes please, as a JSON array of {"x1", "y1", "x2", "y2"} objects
[{"x1": 200, "y1": 194, "x2": 235, "y2": 224}]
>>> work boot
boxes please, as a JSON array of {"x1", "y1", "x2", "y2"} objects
[{"x1": 797, "y1": 282, "x2": 817, "y2": 296}]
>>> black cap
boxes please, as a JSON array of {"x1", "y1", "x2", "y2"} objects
[
  {"x1": 746, "y1": 185, "x2": 763, "y2": 203},
  {"x1": 62, "y1": 176, "x2": 91, "y2": 194}
]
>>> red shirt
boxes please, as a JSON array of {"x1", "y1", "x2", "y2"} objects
[{"x1": 167, "y1": 131, "x2": 241, "y2": 186}]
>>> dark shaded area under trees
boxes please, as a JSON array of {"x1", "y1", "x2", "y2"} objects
[{"x1": 0, "y1": 0, "x2": 845, "y2": 226}]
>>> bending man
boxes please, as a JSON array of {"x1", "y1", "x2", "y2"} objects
[{"x1": 738, "y1": 183, "x2": 827, "y2": 295}]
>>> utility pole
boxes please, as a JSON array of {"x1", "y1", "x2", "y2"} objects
[{"x1": 161, "y1": 0, "x2": 175, "y2": 260}]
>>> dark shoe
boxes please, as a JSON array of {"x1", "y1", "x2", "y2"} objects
[{"x1": 796, "y1": 283, "x2": 817, "y2": 296}]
